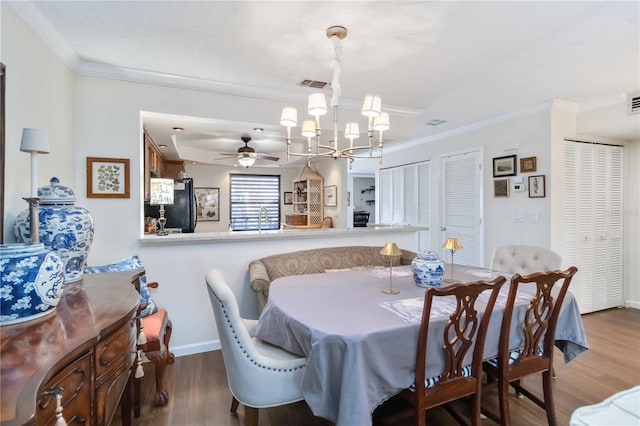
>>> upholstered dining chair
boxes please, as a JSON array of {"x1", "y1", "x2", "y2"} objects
[
  {"x1": 205, "y1": 269, "x2": 307, "y2": 426},
  {"x1": 482, "y1": 267, "x2": 578, "y2": 426},
  {"x1": 490, "y1": 245, "x2": 562, "y2": 275},
  {"x1": 84, "y1": 256, "x2": 174, "y2": 417},
  {"x1": 382, "y1": 276, "x2": 506, "y2": 426}
]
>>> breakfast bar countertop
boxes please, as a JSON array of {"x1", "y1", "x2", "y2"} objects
[{"x1": 139, "y1": 225, "x2": 427, "y2": 245}]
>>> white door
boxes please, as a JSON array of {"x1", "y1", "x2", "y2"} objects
[{"x1": 440, "y1": 149, "x2": 483, "y2": 266}]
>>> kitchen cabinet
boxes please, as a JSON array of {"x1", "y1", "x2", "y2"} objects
[
  {"x1": 143, "y1": 130, "x2": 184, "y2": 201},
  {"x1": 1, "y1": 271, "x2": 139, "y2": 426},
  {"x1": 290, "y1": 165, "x2": 324, "y2": 228}
]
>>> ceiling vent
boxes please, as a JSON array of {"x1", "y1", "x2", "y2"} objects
[
  {"x1": 426, "y1": 119, "x2": 447, "y2": 126},
  {"x1": 299, "y1": 79, "x2": 329, "y2": 89},
  {"x1": 627, "y1": 92, "x2": 640, "y2": 115}
]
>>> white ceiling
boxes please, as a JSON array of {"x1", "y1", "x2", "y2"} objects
[{"x1": 14, "y1": 1, "x2": 640, "y2": 165}]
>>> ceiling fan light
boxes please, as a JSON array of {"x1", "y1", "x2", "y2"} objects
[
  {"x1": 238, "y1": 156, "x2": 256, "y2": 168},
  {"x1": 361, "y1": 94, "x2": 382, "y2": 117},
  {"x1": 308, "y1": 93, "x2": 328, "y2": 116},
  {"x1": 373, "y1": 112, "x2": 390, "y2": 131},
  {"x1": 280, "y1": 107, "x2": 298, "y2": 127},
  {"x1": 345, "y1": 122, "x2": 360, "y2": 139},
  {"x1": 301, "y1": 120, "x2": 316, "y2": 138}
]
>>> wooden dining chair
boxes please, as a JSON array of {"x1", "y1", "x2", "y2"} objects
[
  {"x1": 382, "y1": 276, "x2": 506, "y2": 426},
  {"x1": 482, "y1": 267, "x2": 578, "y2": 426}
]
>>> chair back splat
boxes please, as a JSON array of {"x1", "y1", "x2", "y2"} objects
[{"x1": 483, "y1": 266, "x2": 578, "y2": 426}]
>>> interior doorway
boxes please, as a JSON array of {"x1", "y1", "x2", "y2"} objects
[{"x1": 348, "y1": 174, "x2": 375, "y2": 227}]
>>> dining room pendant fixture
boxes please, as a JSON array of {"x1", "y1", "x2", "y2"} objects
[{"x1": 280, "y1": 26, "x2": 390, "y2": 165}]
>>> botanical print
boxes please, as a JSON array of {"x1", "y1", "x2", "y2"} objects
[{"x1": 96, "y1": 163, "x2": 123, "y2": 193}]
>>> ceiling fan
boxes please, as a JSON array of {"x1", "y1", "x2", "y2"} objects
[{"x1": 215, "y1": 136, "x2": 279, "y2": 168}]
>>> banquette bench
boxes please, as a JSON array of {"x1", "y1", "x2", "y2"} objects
[{"x1": 249, "y1": 245, "x2": 416, "y2": 312}]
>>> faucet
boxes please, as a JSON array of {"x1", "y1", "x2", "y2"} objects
[{"x1": 258, "y1": 206, "x2": 270, "y2": 233}]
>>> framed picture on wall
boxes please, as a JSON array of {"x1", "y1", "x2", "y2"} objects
[
  {"x1": 86, "y1": 157, "x2": 130, "y2": 198},
  {"x1": 284, "y1": 192, "x2": 293, "y2": 205},
  {"x1": 520, "y1": 156, "x2": 537, "y2": 173},
  {"x1": 324, "y1": 185, "x2": 337, "y2": 207},
  {"x1": 195, "y1": 187, "x2": 220, "y2": 221},
  {"x1": 494, "y1": 178, "x2": 510, "y2": 198},
  {"x1": 492, "y1": 155, "x2": 517, "y2": 177},
  {"x1": 528, "y1": 175, "x2": 546, "y2": 198}
]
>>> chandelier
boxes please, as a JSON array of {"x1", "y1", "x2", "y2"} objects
[{"x1": 279, "y1": 26, "x2": 390, "y2": 164}]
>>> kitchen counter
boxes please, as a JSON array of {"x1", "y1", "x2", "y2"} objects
[{"x1": 139, "y1": 225, "x2": 426, "y2": 245}]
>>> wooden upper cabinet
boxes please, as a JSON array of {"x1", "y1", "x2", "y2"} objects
[{"x1": 143, "y1": 130, "x2": 184, "y2": 201}]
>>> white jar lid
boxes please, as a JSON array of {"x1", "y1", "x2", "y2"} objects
[{"x1": 38, "y1": 177, "x2": 76, "y2": 205}]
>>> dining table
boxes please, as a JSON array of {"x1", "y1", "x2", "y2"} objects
[{"x1": 254, "y1": 264, "x2": 589, "y2": 426}]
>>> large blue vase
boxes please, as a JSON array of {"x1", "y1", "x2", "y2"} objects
[
  {"x1": 0, "y1": 243, "x2": 65, "y2": 325},
  {"x1": 15, "y1": 178, "x2": 95, "y2": 283},
  {"x1": 411, "y1": 251, "x2": 445, "y2": 287}
]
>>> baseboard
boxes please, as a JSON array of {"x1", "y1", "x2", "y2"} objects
[
  {"x1": 625, "y1": 300, "x2": 640, "y2": 310},
  {"x1": 171, "y1": 340, "x2": 221, "y2": 358}
]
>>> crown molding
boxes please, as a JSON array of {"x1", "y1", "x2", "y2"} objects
[{"x1": 578, "y1": 93, "x2": 626, "y2": 112}]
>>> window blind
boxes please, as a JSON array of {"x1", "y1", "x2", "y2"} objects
[{"x1": 230, "y1": 174, "x2": 280, "y2": 231}]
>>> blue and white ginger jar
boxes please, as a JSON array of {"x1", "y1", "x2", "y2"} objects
[
  {"x1": 0, "y1": 243, "x2": 65, "y2": 325},
  {"x1": 411, "y1": 251, "x2": 445, "y2": 287},
  {"x1": 15, "y1": 177, "x2": 95, "y2": 283}
]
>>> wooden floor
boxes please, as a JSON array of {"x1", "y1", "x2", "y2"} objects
[{"x1": 113, "y1": 308, "x2": 640, "y2": 426}]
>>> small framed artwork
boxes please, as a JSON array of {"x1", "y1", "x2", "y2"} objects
[
  {"x1": 283, "y1": 192, "x2": 293, "y2": 205},
  {"x1": 86, "y1": 157, "x2": 130, "y2": 198},
  {"x1": 494, "y1": 179, "x2": 510, "y2": 198},
  {"x1": 492, "y1": 155, "x2": 517, "y2": 177},
  {"x1": 347, "y1": 191, "x2": 351, "y2": 207},
  {"x1": 528, "y1": 175, "x2": 546, "y2": 198},
  {"x1": 195, "y1": 187, "x2": 220, "y2": 221},
  {"x1": 520, "y1": 156, "x2": 537, "y2": 173},
  {"x1": 324, "y1": 185, "x2": 337, "y2": 207}
]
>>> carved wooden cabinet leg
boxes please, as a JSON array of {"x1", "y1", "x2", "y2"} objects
[
  {"x1": 147, "y1": 349, "x2": 169, "y2": 406},
  {"x1": 165, "y1": 320, "x2": 175, "y2": 364}
]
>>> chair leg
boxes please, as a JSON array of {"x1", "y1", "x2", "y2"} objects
[
  {"x1": 165, "y1": 319, "x2": 176, "y2": 364},
  {"x1": 230, "y1": 396, "x2": 239, "y2": 414},
  {"x1": 498, "y1": 377, "x2": 511, "y2": 426},
  {"x1": 245, "y1": 406, "x2": 259, "y2": 426},
  {"x1": 542, "y1": 371, "x2": 558, "y2": 426},
  {"x1": 146, "y1": 349, "x2": 169, "y2": 406}
]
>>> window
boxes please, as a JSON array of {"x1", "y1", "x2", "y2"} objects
[{"x1": 230, "y1": 174, "x2": 280, "y2": 231}]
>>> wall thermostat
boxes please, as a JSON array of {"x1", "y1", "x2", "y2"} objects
[{"x1": 512, "y1": 176, "x2": 526, "y2": 192}]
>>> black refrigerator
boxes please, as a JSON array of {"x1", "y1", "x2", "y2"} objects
[{"x1": 145, "y1": 178, "x2": 197, "y2": 233}]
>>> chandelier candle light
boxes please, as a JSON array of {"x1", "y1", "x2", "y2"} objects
[
  {"x1": 443, "y1": 237, "x2": 463, "y2": 283},
  {"x1": 280, "y1": 26, "x2": 390, "y2": 165},
  {"x1": 380, "y1": 242, "x2": 402, "y2": 294},
  {"x1": 150, "y1": 178, "x2": 174, "y2": 236},
  {"x1": 20, "y1": 128, "x2": 50, "y2": 243}
]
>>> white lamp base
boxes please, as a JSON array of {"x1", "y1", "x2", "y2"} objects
[{"x1": 382, "y1": 288, "x2": 400, "y2": 294}]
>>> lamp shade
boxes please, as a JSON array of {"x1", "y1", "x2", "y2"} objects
[
  {"x1": 373, "y1": 112, "x2": 390, "y2": 131},
  {"x1": 237, "y1": 156, "x2": 256, "y2": 168},
  {"x1": 20, "y1": 128, "x2": 50, "y2": 153},
  {"x1": 380, "y1": 242, "x2": 402, "y2": 257},
  {"x1": 280, "y1": 107, "x2": 298, "y2": 127},
  {"x1": 149, "y1": 178, "x2": 174, "y2": 206},
  {"x1": 443, "y1": 237, "x2": 463, "y2": 251},
  {"x1": 308, "y1": 93, "x2": 328, "y2": 116},
  {"x1": 301, "y1": 120, "x2": 316, "y2": 138},
  {"x1": 361, "y1": 95, "x2": 382, "y2": 117},
  {"x1": 344, "y1": 122, "x2": 360, "y2": 139}
]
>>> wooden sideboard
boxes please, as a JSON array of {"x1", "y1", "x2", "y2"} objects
[{"x1": 1, "y1": 271, "x2": 139, "y2": 426}]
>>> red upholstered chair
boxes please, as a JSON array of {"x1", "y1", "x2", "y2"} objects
[{"x1": 131, "y1": 271, "x2": 175, "y2": 417}]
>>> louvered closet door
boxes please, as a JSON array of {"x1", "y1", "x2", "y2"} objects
[
  {"x1": 563, "y1": 141, "x2": 624, "y2": 313},
  {"x1": 416, "y1": 162, "x2": 431, "y2": 252},
  {"x1": 440, "y1": 150, "x2": 482, "y2": 267}
]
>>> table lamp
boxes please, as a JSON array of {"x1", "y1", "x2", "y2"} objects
[
  {"x1": 380, "y1": 242, "x2": 402, "y2": 294},
  {"x1": 442, "y1": 237, "x2": 463, "y2": 283},
  {"x1": 150, "y1": 178, "x2": 174, "y2": 236},
  {"x1": 20, "y1": 128, "x2": 50, "y2": 243}
]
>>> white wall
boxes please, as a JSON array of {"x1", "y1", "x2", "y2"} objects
[
  {"x1": 382, "y1": 108, "x2": 552, "y2": 267},
  {"x1": 2, "y1": 4, "x2": 76, "y2": 242}
]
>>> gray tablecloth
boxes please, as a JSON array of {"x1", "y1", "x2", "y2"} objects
[{"x1": 255, "y1": 265, "x2": 588, "y2": 426}]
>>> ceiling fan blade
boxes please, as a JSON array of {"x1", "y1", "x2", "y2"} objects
[{"x1": 256, "y1": 154, "x2": 279, "y2": 162}]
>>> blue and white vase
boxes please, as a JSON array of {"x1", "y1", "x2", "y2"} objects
[
  {"x1": 411, "y1": 251, "x2": 445, "y2": 287},
  {"x1": 15, "y1": 177, "x2": 95, "y2": 283},
  {"x1": 0, "y1": 243, "x2": 65, "y2": 325}
]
